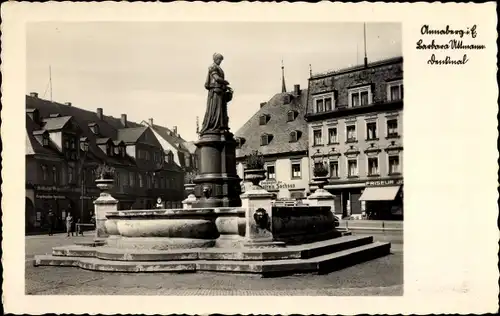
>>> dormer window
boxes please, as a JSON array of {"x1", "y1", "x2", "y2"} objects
[
  {"x1": 287, "y1": 110, "x2": 297, "y2": 122},
  {"x1": 64, "y1": 139, "x2": 70, "y2": 149},
  {"x1": 121, "y1": 145, "x2": 126, "y2": 157},
  {"x1": 259, "y1": 114, "x2": 269, "y2": 125},
  {"x1": 106, "y1": 144, "x2": 112, "y2": 156},
  {"x1": 313, "y1": 92, "x2": 336, "y2": 113},
  {"x1": 89, "y1": 123, "x2": 99, "y2": 135},
  {"x1": 70, "y1": 138, "x2": 76, "y2": 149},
  {"x1": 42, "y1": 134, "x2": 49, "y2": 147},
  {"x1": 348, "y1": 85, "x2": 372, "y2": 107},
  {"x1": 289, "y1": 131, "x2": 301, "y2": 143},
  {"x1": 261, "y1": 134, "x2": 273, "y2": 146},
  {"x1": 387, "y1": 80, "x2": 403, "y2": 101},
  {"x1": 114, "y1": 146, "x2": 120, "y2": 155}
]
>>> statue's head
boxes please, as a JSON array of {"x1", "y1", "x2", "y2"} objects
[{"x1": 213, "y1": 53, "x2": 224, "y2": 65}]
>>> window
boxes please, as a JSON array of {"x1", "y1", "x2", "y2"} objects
[
  {"x1": 387, "y1": 119, "x2": 399, "y2": 138},
  {"x1": 366, "y1": 122, "x2": 378, "y2": 140},
  {"x1": 89, "y1": 124, "x2": 99, "y2": 135},
  {"x1": 114, "y1": 146, "x2": 120, "y2": 155},
  {"x1": 68, "y1": 166, "x2": 74, "y2": 183},
  {"x1": 129, "y1": 172, "x2": 135, "y2": 187},
  {"x1": 70, "y1": 138, "x2": 76, "y2": 149},
  {"x1": 138, "y1": 174, "x2": 144, "y2": 187},
  {"x1": 266, "y1": 165, "x2": 276, "y2": 180},
  {"x1": 315, "y1": 99, "x2": 324, "y2": 113},
  {"x1": 387, "y1": 80, "x2": 403, "y2": 101},
  {"x1": 41, "y1": 165, "x2": 48, "y2": 181},
  {"x1": 52, "y1": 166, "x2": 58, "y2": 184},
  {"x1": 347, "y1": 159, "x2": 358, "y2": 177},
  {"x1": 349, "y1": 86, "x2": 371, "y2": 107},
  {"x1": 368, "y1": 157, "x2": 379, "y2": 175},
  {"x1": 291, "y1": 161, "x2": 301, "y2": 179},
  {"x1": 261, "y1": 134, "x2": 269, "y2": 146},
  {"x1": 106, "y1": 144, "x2": 112, "y2": 156},
  {"x1": 289, "y1": 131, "x2": 298, "y2": 143},
  {"x1": 328, "y1": 127, "x2": 338, "y2": 144},
  {"x1": 259, "y1": 115, "x2": 268, "y2": 125},
  {"x1": 313, "y1": 129, "x2": 322, "y2": 146},
  {"x1": 389, "y1": 155, "x2": 401, "y2": 174},
  {"x1": 287, "y1": 111, "x2": 296, "y2": 122},
  {"x1": 42, "y1": 135, "x2": 49, "y2": 147},
  {"x1": 329, "y1": 160, "x2": 339, "y2": 178},
  {"x1": 346, "y1": 125, "x2": 357, "y2": 142},
  {"x1": 64, "y1": 139, "x2": 70, "y2": 149},
  {"x1": 313, "y1": 93, "x2": 335, "y2": 113}
]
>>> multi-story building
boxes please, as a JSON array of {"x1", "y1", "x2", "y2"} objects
[
  {"x1": 305, "y1": 57, "x2": 403, "y2": 220},
  {"x1": 25, "y1": 93, "x2": 185, "y2": 232},
  {"x1": 235, "y1": 84, "x2": 311, "y2": 200}
]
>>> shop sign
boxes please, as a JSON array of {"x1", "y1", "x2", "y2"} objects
[
  {"x1": 79, "y1": 196, "x2": 98, "y2": 200},
  {"x1": 260, "y1": 181, "x2": 296, "y2": 191},
  {"x1": 36, "y1": 194, "x2": 66, "y2": 200},
  {"x1": 366, "y1": 179, "x2": 403, "y2": 186}
]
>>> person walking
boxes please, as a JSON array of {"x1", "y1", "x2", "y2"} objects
[
  {"x1": 66, "y1": 213, "x2": 74, "y2": 237},
  {"x1": 47, "y1": 209, "x2": 55, "y2": 236}
]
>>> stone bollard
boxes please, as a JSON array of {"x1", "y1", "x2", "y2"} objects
[
  {"x1": 94, "y1": 178, "x2": 118, "y2": 239},
  {"x1": 240, "y1": 169, "x2": 284, "y2": 248},
  {"x1": 308, "y1": 176, "x2": 337, "y2": 218}
]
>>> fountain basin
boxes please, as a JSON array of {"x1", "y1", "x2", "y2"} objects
[{"x1": 105, "y1": 208, "x2": 219, "y2": 250}]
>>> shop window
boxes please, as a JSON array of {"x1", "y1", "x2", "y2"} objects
[
  {"x1": 291, "y1": 161, "x2": 301, "y2": 179},
  {"x1": 313, "y1": 129, "x2": 322, "y2": 146},
  {"x1": 349, "y1": 86, "x2": 371, "y2": 107},
  {"x1": 366, "y1": 122, "x2": 378, "y2": 140},
  {"x1": 328, "y1": 127, "x2": 338, "y2": 144},
  {"x1": 329, "y1": 160, "x2": 339, "y2": 178},
  {"x1": 266, "y1": 165, "x2": 276, "y2": 180},
  {"x1": 346, "y1": 125, "x2": 357, "y2": 142},
  {"x1": 387, "y1": 80, "x2": 403, "y2": 101},
  {"x1": 347, "y1": 159, "x2": 358, "y2": 177},
  {"x1": 368, "y1": 157, "x2": 379, "y2": 176},
  {"x1": 387, "y1": 119, "x2": 399, "y2": 138},
  {"x1": 389, "y1": 155, "x2": 401, "y2": 174}
]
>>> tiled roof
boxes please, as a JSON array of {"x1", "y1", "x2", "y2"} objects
[
  {"x1": 41, "y1": 116, "x2": 72, "y2": 131},
  {"x1": 235, "y1": 90, "x2": 309, "y2": 158},
  {"x1": 183, "y1": 141, "x2": 197, "y2": 154},
  {"x1": 25, "y1": 115, "x2": 58, "y2": 156},
  {"x1": 148, "y1": 123, "x2": 189, "y2": 153},
  {"x1": 117, "y1": 127, "x2": 147, "y2": 144}
]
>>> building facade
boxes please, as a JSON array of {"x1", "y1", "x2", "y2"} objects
[
  {"x1": 25, "y1": 94, "x2": 185, "y2": 233},
  {"x1": 235, "y1": 85, "x2": 311, "y2": 200},
  {"x1": 305, "y1": 57, "x2": 404, "y2": 220}
]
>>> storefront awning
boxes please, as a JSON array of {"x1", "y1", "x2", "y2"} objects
[{"x1": 359, "y1": 186, "x2": 401, "y2": 201}]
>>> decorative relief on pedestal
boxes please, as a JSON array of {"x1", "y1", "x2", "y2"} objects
[{"x1": 253, "y1": 208, "x2": 270, "y2": 230}]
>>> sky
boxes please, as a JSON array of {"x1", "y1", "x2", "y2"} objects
[{"x1": 26, "y1": 22, "x2": 402, "y2": 141}]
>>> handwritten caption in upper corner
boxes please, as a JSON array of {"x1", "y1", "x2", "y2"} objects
[{"x1": 416, "y1": 25, "x2": 486, "y2": 66}]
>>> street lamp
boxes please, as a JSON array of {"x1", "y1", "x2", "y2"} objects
[{"x1": 79, "y1": 137, "x2": 89, "y2": 222}]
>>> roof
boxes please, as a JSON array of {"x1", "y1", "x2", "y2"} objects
[
  {"x1": 235, "y1": 90, "x2": 309, "y2": 158},
  {"x1": 25, "y1": 115, "x2": 58, "y2": 157},
  {"x1": 117, "y1": 127, "x2": 147, "y2": 144},
  {"x1": 311, "y1": 56, "x2": 403, "y2": 79},
  {"x1": 183, "y1": 141, "x2": 197, "y2": 154},
  {"x1": 41, "y1": 116, "x2": 72, "y2": 131},
  {"x1": 146, "y1": 123, "x2": 189, "y2": 153}
]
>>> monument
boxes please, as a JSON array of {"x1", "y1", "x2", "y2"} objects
[
  {"x1": 192, "y1": 53, "x2": 242, "y2": 208},
  {"x1": 33, "y1": 54, "x2": 391, "y2": 276}
]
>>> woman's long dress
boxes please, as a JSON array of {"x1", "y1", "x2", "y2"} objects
[{"x1": 199, "y1": 63, "x2": 230, "y2": 134}]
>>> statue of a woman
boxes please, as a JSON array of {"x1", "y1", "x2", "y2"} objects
[{"x1": 199, "y1": 53, "x2": 233, "y2": 134}]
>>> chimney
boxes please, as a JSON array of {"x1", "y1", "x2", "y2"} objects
[
  {"x1": 173, "y1": 126, "x2": 178, "y2": 135},
  {"x1": 121, "y1": 114, "x2": 128, "y2": 127},
  {"x1": 148, "y1": 118, "x2": 154, "y2": 126},
  {"x1": 260, "y1": 102, "x2": 267, "y2": 108},
  {"x1": 30, "y1": 92, "x2": 38, "y2": 98},
  {"x1": 96, "y1": 108, "x2": 103, "y2": 120},
  {"x1": 294, "y1": 84, "x2": 301, "y2": 95},
  {"x1": 65, "y1": 102, "x2": 72, "y2": 106}
]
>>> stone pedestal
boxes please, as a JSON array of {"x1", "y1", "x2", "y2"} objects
[
  {"x1": 241, "y1": 183, "x2": 284, "y2": 248},
  {"x1": 308, "y1": 177, "x2": 337, "y2": 218},
  {"x1": 192, "y1": 131, "x2": 242, "y2": 208},
  {"x1": 94, "y1": 179, "x2": 118, "y2": 239}
]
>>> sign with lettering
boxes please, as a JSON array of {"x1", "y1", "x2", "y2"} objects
[
  {"x1": 260, "y1": 181, "x2": 296, "y2": 191},
  {"x1": 36, "y1": 194, "x2": 66, "y2": 200},
  {"x1": 366, "y1": 179, "x2": 403, "y2": 186}
]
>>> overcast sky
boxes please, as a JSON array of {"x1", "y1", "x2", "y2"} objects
[{"x1": 27, "y1": 22, "x2": 402, "y2": 141}]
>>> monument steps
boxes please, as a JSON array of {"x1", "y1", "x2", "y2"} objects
[{"x1": 35, "y1": 236, "x2": 391, "y2": 276}]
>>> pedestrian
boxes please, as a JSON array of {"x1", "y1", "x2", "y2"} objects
[
  {"x1": 47, "y1": 209, "x2": 55, "y2": 236},
  {"x1": 66, "y1": 213, "x2": 74, "y2": 237}
]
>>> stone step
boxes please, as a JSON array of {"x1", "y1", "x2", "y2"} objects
[
  {"x1": 51, "y1": 235, "x2": 376, "y2": 262},
  {"x1": 35, "y1": 242, "x2": 391, "y2": 276},
  {"x1": 73, "y1": 240, "x2": 106, "y2": 247}
]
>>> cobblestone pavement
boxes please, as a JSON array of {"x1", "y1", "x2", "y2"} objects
[{"x1": 26, "y1": 232, "x2": 403, "y2": 296}]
